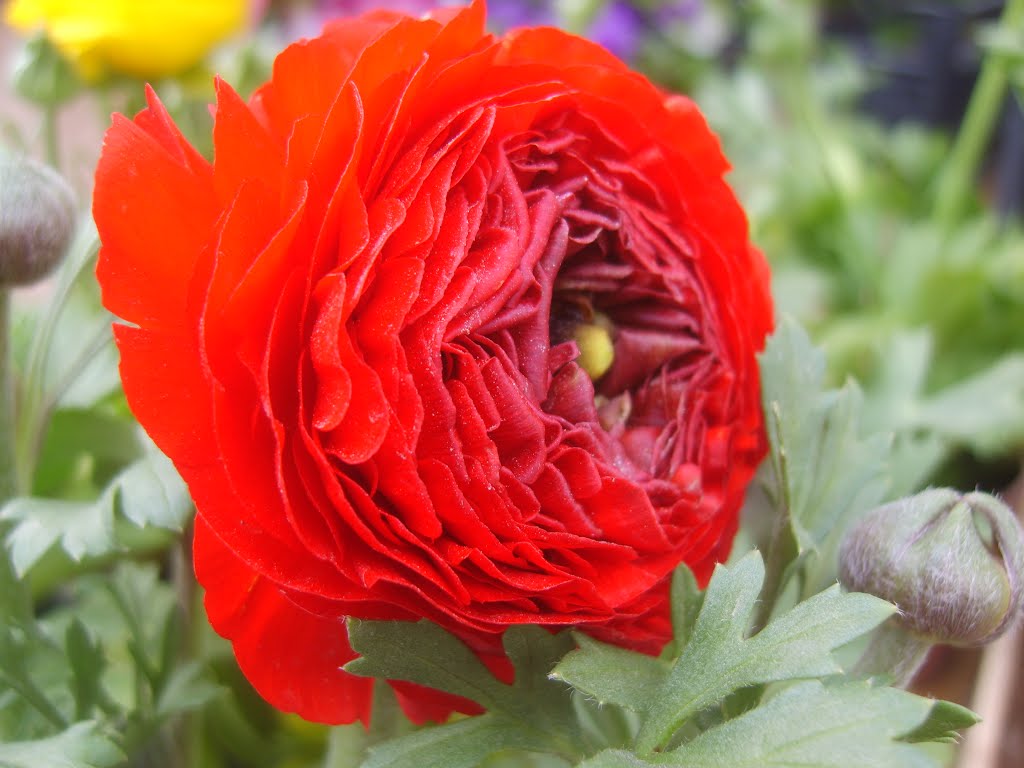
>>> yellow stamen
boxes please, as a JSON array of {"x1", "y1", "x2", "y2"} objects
[{"x1": 573, "y1": 322, "x2": 615, "y2": 380}]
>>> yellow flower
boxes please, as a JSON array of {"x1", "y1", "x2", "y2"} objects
[{"x1": 5, "y1": 0, "x2": 248, "y2": 80}]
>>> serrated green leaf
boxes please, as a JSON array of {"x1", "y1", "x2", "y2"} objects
[
  {"x1": 574, "y1": 749, "x2": 650, "y2": 768},
  {"x1": 887, "y1": 432, "x2": 948, "y2": 500},
  {"x1": 898, "y1": 699, "x2": 980, "y2": 744},
  {"x1": 551, "y1": 635, "x2": 669, "y2": 712},
  {"x1": 155, "y1": 661, "x2": 222, "y2": 719},
  {"x1": 913, "y1": 355, "x2": 1024, "y2": 456},
  {"x1": 580, "y1": 687, "x2": 971, "y2": 766},
  {"x1": 345, "y1": 620, "x2": 508, "y2": 710},
  {"x1": 863, "y1": 331, "x2": 1024, "y2": 462},
  {"x1": 661, "y1": 681, "x2": 950, "y2": 768},
  {"x1": 2, "y1": 496, "x2": 114, "y2": 574},
  {"x1": 667, "y1": 565, "x2": 702, "y2": 657},
  {"x1": 503, "y1": 626, "x2": 580, "y2": 739},
  {"x1": 33, "y1": 407, "x2": 142, "y2": 498},
  {"x1": 101, "y1": 561, "x2": 178, "y2": 691},
  {"x1": 1, "y1": 450, "x2": 190, "y2": 576},
  {"x1": 503, "y1": 625, "x2": 574, "y2": 692},
  {"x1": 0, "y1": 721, "x2": 122, "y2": 768},
  {"x1": 634, "y1": 551, "x2": 894, "y2": 752},
  {"x1": 361, "y1": 714, "x2": 536, "y2": 768},
  {"x1": 65, "y1": 620, "x2": 105, "y2": 720},
  {"x1": 0, "y1": 539, "x2": 33, "y2": 626},
  {"x1": 347, "y1": 622, "x2": 584, "y2": 763},
  {"x1": 762, "y1": 321, "x2": 892, "y2": 550},
  {"x1": 0, "y1": 623, "x2": 68, "y2": 730},
  {"x1": 114, "y1": 449, "x2": 191, "y2": 530},
  {"x1": 758, "y1": 319, "x2": 891, "y2": 599},
  {"x1": 0, "y1": 544, "x2": 69, "y2": 730}
]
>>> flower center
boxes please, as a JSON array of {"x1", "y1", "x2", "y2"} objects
[
  {"x1": 549, "y1": 295, "x2": 615, "y2": 381},
  {"x1": 462, "y1": 114, "x2": 712, "y2": 486}
]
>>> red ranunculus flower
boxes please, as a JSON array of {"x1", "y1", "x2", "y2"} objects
[{"x1": 94, "y1": 0, "x2": 772, "y2": 726}]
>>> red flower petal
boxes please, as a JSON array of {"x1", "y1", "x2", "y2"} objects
[
  {"x1": 95, "y1": 0, "x2": 774, "y2": 726},
  {"x1": 194, "y1": 515, "x2": 374, "y2": 725}
]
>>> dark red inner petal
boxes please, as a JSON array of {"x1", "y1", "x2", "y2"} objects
[{"x1": 289, "y1": 97, "x2": 755, "y2": 641}]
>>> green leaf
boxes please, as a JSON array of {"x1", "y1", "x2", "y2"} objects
[
  {"x1": 2, "y1": 496, "x2": 114, "y2": 575},
  {"x1": 912, "y1": 355, "x2": 1024, "y2": 456},
  {"x1": 101, "y1": 561, "x2": 178, "y2": 691},
  {"x1": 345, "y1": 620, "x2": 508, "y2": 711},
  {"x1": 575, "y1": 750, "x2": 654, "y2": 768},
  {"x1": 111, "y1": 448, "x2": 191, "y2": 531},
  {"x1": 0, "y1": 543, "x2": 69, "y2": 730},
  {"x1": 633, "y1": 551, "x2": 893, "y2": 753},
  {"x1": 551, "y1": 635, "x2": 669, "y2": 713},
  {"x1": 667, "y1": 565, "x2": 703, "y2": 656},
  {"x1": 0, "y1": 721, "x2": 122, "y2": 768},
  {"x1": 863, "y1": 331, "x2": 1024, "y2": 463},
  {"x1": 1, "y1": 450, "x2": 190, "y2": 576},
  {"x1": 661, "y1": 681, "x2": 953, "y2": 768},
  {"x1": 758, "y1": 319, "x2": 892, "y2": 599},
  {"x1": 347, "y1": 622, "x2": 584, "y2": 767},
  {"x1": 502, "y1": 625, "x2": 577, "y2": 732},
  {"x1": 897, "y1": 700, "x2": 980, "y2": 744},
  {"x1": 0, "y1": 537, "x2": 34, "y2": 626},
  {"x1": 503, "y1": 625, "x2": 574, "y2": 694},
  {"x1": 155, "y1": 661, "x2": 222, "y2": 719},
  {"x1": 64, "y1": 620, "x2": 106, "y2": 721},
  {"x1": 0, "y1": 623, "x2": 67, "y2": 731},
  {"x1": 33, "y1": 407, "x2": 142, "y2": 498},
  {"x1": 362, "y1": 714, "x2": 536, "y2": 768},
  {"x1": 761, "y1": 319, "x2": 892, "y2": 551},
  {"x1": 579, "y1": 683, "x2": 968, "y2": 768}
]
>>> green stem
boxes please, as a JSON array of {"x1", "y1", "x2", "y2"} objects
[
  {"x1": 932, "y1": 0, "x2": 1024, "y2": 229},
  {"x1": 15, "y1": 236, "x2": 98, "y2": 493},
  {"x1": 0, "y1": 670, "x2": 68, "y2": 729},
  {"x1": 42, "y1": 104, "x2": 60, "y2": 170},
  {"x1": 852, "y1": 619, "x2": 933, "y2": 689},
  {"x1": 752, "y1": 402, "x2": 799, "y2": 634},
  {"x1": 0, "y1": 290, "x2": 17, "y2": 503},
  {"x1": 20, "y1": 318, "x2": 112, "y2": 489}
]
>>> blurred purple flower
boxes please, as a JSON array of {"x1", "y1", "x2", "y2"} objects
[
  {"x1": 487, "y1": 0, "x2": 557, "y2": 31},
  {"x1": 655, "y1": 0, "x2": 704, "y2": 25},
  {"x1": 278, "y1": 1, "x2": 708, "y2": 63},
  {"x1": 316, "y1": 0, "x2": 437, "y2": 14},
  {"x1": 587, "y1": 1, "x2": 645, "y2": 61}
]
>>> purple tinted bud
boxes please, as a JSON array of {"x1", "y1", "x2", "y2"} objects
[
  {"x1": 840, "y1": 489, "x2": 1024, "y2": 647},
  {"x1": 0, "y1": 152, "x2": 75, "y2": 286}
]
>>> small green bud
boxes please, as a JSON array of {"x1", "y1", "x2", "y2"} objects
[
  {"x1": 0, "y1": 152, "x2": 76, "y2": 286},
  {"x1": 840, "y1": 488, "x2": 1024, "y2": 647},
  {"x1": 11, "y1": 33, "x2": 81, "y2": 107}
]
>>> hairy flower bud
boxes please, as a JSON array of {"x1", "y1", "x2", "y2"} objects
[
  {"x1": 0, "y1": 152, "x2": 75, "y2": 286},
  {"x1": 840, "y1": 489, "x2": 1024, "y2": 646}
]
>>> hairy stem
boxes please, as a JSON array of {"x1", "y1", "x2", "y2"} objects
[{"x1": 852, "y1": 619, "x2": 933, "y2": 688}]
